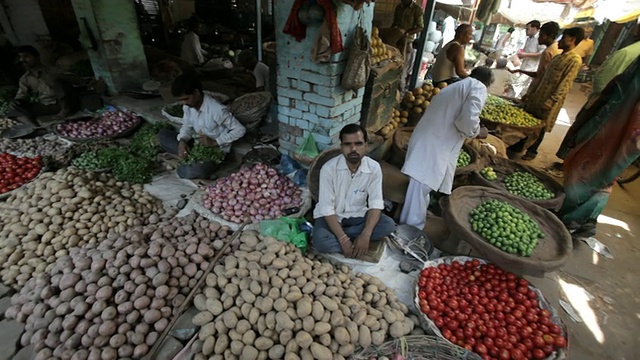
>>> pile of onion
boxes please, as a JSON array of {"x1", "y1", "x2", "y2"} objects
[
  {"x1": 56, "y1": 110, "x2": 138, "y2": 139},
  {"x1": 203, "y1": 163, "x2": 303, "y2": 223}
]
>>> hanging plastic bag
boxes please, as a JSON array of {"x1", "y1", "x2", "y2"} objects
[
  {"x1": 341, "y1": 23, "x2": 370, "y2": 90},
  {"x1": 259, "y1": 217, "x2": 308, "y2": 253},
  {"x1": 294, "y1": 133, "x2": 319, "y2": 165}
]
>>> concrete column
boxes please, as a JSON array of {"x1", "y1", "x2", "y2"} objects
[
  {"x1": 274, "y1": 1, "x2": 374, "y2": 155},
  {"x1": 71, "y1": 0, "x2": 149, "y2": 93}
]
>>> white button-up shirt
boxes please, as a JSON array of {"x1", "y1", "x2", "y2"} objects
[
  {"x1": 313, "y1": 155, "x2": 385, "y2": 221},
  {"x1": 181, "y1": 31, "x2": 206, "y2": 65},
  {"x1": 521, "y1": 34, "x2": 546, "y2": 71},
  {"x1": 177, "y1": 94, "x2": 246, "y2": 153}
]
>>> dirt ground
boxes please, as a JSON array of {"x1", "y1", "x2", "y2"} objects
[{"x1": 513, "y1": 84, "x2": 640, "y2": 360}]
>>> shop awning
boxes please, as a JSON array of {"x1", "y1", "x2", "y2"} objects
[
  {"x1": 496, "y1": 0, "x2": 581, "y2": 25},
  {"x1": 590, "y1": 0, "x2": 640, "y2": 23}
]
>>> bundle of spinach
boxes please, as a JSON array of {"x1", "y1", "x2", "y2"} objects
[
  {"x1": 183, "y1": 144, "x2": 225, "y2": 165},
  {"x1": 165, "y1": 104, "x2": 184, "y2": 118},
  {"x1": 73, "y1": 146, "x2": 153, "y2": 184},
  {"x1": 130, "y1": 122, "x2": 174, "y2": 160}
]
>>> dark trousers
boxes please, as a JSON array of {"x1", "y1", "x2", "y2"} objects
[
  {"x1": 508, "y1": 129, "x2": 545, "y2": 156},
  {"x1": 158, "y1": 129, "x2": 193, "y2": 155},
  {"x1": 312, "y1": 214, "x2": 396, "y2": 254},
  {"x1": 8, "y1": 102, "x2": 61, "y2": 126}
]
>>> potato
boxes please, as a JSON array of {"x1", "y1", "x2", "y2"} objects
[
  {"x1": 295, "y1": 331, "x2": 313, "y2": 349},
  {"x1": 143, "y1": 309, "x2": 162, "y2": 324}
]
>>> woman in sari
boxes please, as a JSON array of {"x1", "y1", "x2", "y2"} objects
[{"x1": 558, "y1": 57, "x2": 640, "y2": 237}]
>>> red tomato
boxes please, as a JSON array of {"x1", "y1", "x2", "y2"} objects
[
  {"x1": 532, "y1": 349, "x2": 546, "y2": 359},
  {"x1": 475, "y1": 343, "x2": 488, "y2": 355},
  {"x1": 548, "y1": 324, "x2": 562, "y2": 335},
  {"x1": 554, "y1": 335, "x2": 567, "y2": 348},
  {"x1": 532, "y1": 336, "x2": 546, "y2": 348},
  {"x1": 497, "y1": 348, "x2": 511, "y2": 360}
]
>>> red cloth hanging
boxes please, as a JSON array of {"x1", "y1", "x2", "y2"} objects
[
  {"x1": 283, "y1": 0, "x2": 344, "y2": 54},
  {"x1": 283, "y1": 0, "x2": 307, "y2": 41}
]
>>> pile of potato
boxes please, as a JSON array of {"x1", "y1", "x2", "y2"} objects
[
  {"x1": 189, "y1": 232, "x2": 416, "y2": 360},
  {"x1": 378, "y1": 109, "x2": 408, "y2": 138},
  {"x1": 0, "y1": 117, "x2": 18, "y2": 130},
  {"x1": 402, "y1": 82, "x2": 447, "y2": 116},
  {"x1": 0, "y1": 168, "x2": 165, "y2": 289},
  {"x1": 5, "y1": 212, "x2": 232, "y2": 360},
  {"x1": 370, "y1": 27, "x2": 391, "y2": 65}
]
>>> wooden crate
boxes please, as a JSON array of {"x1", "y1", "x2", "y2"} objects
[{"x1": 360, "y1": 64, "x2": 402, "y2": 134}]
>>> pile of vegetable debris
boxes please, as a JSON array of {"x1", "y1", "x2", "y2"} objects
[
  {"x1": 0, "y1": 167, "x2": 164, "y2": 289},
  {"x1": 189, "y1": 232, "x2": 416, "y2": 360},
  {"x1": 72, "y1": 122, "x2": 174, "y2": 183},
  {"x1": 6, "y1": 213, "x2": 232, "y2": 360}
]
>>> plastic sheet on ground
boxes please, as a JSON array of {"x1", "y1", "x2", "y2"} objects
[
  {"x1": 318, "y1": 245, "x2": 419, "y2": 310},
  {"x1": 144, "y1": 172, "x2": 199, "y2": 212}
]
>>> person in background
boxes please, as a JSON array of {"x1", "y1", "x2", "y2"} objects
[
  {"x1": 400, "y1": 67, "x2": 493, "y2": 230},
  {"x1": 494, "y1": 26, "x2": 515, "y2": 59},
  {"x1": 181, "y1": 16, "x2": 208, "y2": 66},
  {"x1": 312, "y1": 124, "x2": 395, "y2": 258},
  {"x1": 560, "y1": 57, "x2": 640, "y2": 238},
  {"x1": 392, "y1": 0, "x2": 424, "y2": 89},
  {"x1": 431, "y1": 24, "x2": 474, "y2": 84},
  {"x1": 487, "y1": 58, "x2": 515, "y2": 97},
  {"x1": 512, "y1": 20, "x2": 546, "y2": 97},
  {"x1": 158, "y1": 74, "x2": 245, "y2": 158},
  {"x1": 392, "y1": 0, "x2": 424, "y2": 41},
  {"x1": 555, "y1": 21, "x2": 640, "y2": 167},
  {"x1": 514, "y1": 27, "x2": 584, "y2": 161},
  {"x1": 510, "y1": 21, "x2": 562, "y2": 97},
  {"x1": 237, "y1": 50, "x2": 270, "y2": 92},
  {"x1": 573, "y1": 26, "x2": 594, "y2": 65},
  {"x1": 9, "y1": 45, "x2": 75, "y2": 126}
]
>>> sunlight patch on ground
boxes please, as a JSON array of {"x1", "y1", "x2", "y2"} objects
[
  {"x1": 559, "y1": 278, "x2": 605, "y2": 344},
  {"x1": 554, "y1": 108, "x2": 572, "y2": 128},
  {"x1": 597, "y1": 214, "x2": 630, "y2": 232}
]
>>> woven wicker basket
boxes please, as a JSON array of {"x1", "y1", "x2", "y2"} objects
[
  {"x1": 307, "y1": 148, "x2": 342, "y2": 202},
  {"x1": 351, "y1": 335, "x2": 482, "y2": 360}
]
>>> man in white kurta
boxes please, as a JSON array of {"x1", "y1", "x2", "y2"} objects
[
  {"x1": 158, "y1": 74, "x2": 245, "y2": 157},
  {"x1": 313, "y1": 124, "x2": 396, "y2": 258},
  {"x1": 181, "y1": 17, "x2": 208, "y2": 66},
  {"x1": 400, "y1": 67, "x2": 493, "y2": 230}
]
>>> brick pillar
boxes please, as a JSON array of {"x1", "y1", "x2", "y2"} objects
[
  {"x1": 274, "y1": 1, "x2": 374, "y2": 156},
  {"x1": 71, "y1": 0, "x2": 149, "y2": 94}
]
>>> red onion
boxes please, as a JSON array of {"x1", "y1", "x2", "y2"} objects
[
  {"x1": 56, "y1": 110, "x2": 137, "y2": 139},
  {"x1": 202, "y1": 163, "x2": 304, "y2": 224}
]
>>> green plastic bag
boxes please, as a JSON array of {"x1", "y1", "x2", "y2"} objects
[
  {"x1": 259, "y1": 217, "x2": 308, "y2": 253},
  {"x1": 295, "y1": 133, "x2": 319, "y2": 159}
]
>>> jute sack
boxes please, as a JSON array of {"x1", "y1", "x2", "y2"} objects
[{"x1": 441, "y1": 186, "x2": 572, "y2": 275}]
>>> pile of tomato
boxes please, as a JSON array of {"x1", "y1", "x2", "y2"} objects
[
  {"x1": 0, "y1": 153, "x2": 42, "y2": 194},
  {"x1": 417, "y1": 259, "x2": 567, "y2": 360}
]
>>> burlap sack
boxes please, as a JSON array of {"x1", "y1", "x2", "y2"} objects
[
  {"x1": 469, "y1": 157, "x2": 565, "y2": 211},
  {"x1": 481, "y1": 117, "x2": 545, "y2": 148},
  {"x1": 308, "y1": 148, "x2": 342, "y2": 202},
  {"x1": 441, "y1": 186, "x2": 572, "y2": 275},
  {"x1": 465, "y1": 134, "x2": 508, "y2": 158}
]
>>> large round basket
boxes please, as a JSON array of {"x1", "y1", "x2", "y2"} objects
[
  {"x1": 307, "y1": 148, "x2": 342, "y2": 202},
  {"x1": 388, "y1": 126, "x2": 414, "y2": 168},
  {"x1": 414, "y1": 256, "x2": 569, "y2": 360},
  {"x1": 470, "y1": 157, "x2": 565, "y2": 211},
  {"x1": 387, "y1": 127, "x2": 481, "y2": 174},
  {"x1": 442, "y1": 186, "x2": 572, "y2": 275},
  {"x1": 161, "y1": 91, "x2": 231, "y2": 123},
  {"x1": 228, "y1": 91, "x2": 271, "y2": 129},
  {"x1": 351, "y1": 335, "x2": 482, "y2": 360}
]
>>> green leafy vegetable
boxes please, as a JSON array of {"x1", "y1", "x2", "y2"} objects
[
  {"x1": 165, "y1": 104, "x2": 184, "y2": 118},
  {"x1": 130, "y1": 122, "x2": 174, "y2": 160},
  {"x1": 72, "y1": 146, "x2": 153, "y2": 183},
  {"x1": 184, "y1": 144, "x2": 225, "y2": 165}
]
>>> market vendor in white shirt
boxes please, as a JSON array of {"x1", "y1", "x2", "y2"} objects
[
  {"x1": 312, "y1": 124, "x2": 396, "y2": 258},
  {"x1": 237, "y1": 50, "x2": 270, "y2": 92},
  {"x1": 158, "y1": 73, "x2": 245, "y2": 157},
  {"x1": 400, "y1": 67, "x2": 493, "y2": 230},
  {"x1": 181, "y1": 17, "x2": 208, "y2": 66}
]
